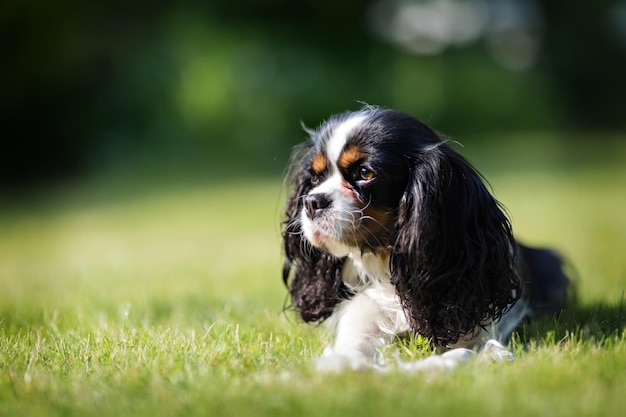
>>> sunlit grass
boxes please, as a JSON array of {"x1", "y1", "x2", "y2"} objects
[{"x1": 1, "y1": 135, "x2": 625, "y2": 416}]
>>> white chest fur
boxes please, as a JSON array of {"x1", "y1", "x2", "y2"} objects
[{"x1": 335, "y1": 251, "x2": 410, "y2": 338}]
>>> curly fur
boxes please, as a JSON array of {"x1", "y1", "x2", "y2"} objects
[
  {"x1": 282, "y1": 144, "x2": 353, "y2": 322},
  {"x1": 281, "y1": 107, "x2": 566, "y2": 354},
  {"x1": 390, "y1": 140, "x2": 521, "y2": 346}
]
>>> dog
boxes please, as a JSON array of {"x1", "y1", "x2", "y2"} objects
[{"x1": 282, "y1": 107, "x2": 570, "y2": 371}]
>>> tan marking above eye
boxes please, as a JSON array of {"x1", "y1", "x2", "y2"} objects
[
  {"x1": 338, "y1": 146, "x2": 365, "y2": 170},
  {"x1": 311, "y1": 153, "x2": 327, "y2": 174}
]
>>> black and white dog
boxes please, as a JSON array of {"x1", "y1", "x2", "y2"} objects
[{"x1": 282, "y1": 107, "x2": 570, "y2": 371}]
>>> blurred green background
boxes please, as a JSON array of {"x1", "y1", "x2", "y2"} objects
[
  {"x1": 1, "y1": 5, "x2": 626, "y2": 414},
  {"x1": 2, "y1": 0, "x2": 626, "y2": 188}
]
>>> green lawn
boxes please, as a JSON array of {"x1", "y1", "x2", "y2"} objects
[{"x1": 1, "y1": 135, "x2": 625, "y2": 416}]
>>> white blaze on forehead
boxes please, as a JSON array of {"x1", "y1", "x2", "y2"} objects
[
  {"x1": 303, "y1": 115, "x2": 366, "y2": 258},
  {"x1": 325, "y1": 115, "x2": 366, "y2": 170},
  {"x1": 311, "y1": 114, "x2": 366, "y2": 195}
]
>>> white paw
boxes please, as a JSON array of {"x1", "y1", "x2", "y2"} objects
[
  {"x1": 480, "y1": 339, "x2": 514, "y2": 362},
  {"x1": 441, "y1": 347, "x2": 476, "y2": 362},
  {"x1": 315, "y1": 347, "x2": 372, "y2": 372},
  {"x1": 397, "y1": 348, "x2": 475, "y2": 373}
]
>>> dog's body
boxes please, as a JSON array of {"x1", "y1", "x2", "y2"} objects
[{"x1": 282, "y1": 108, "x2": 570, "y2": 371}]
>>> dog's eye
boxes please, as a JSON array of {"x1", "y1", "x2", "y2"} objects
[{"x1": 359, "y1": 166, "x2": 375, "y2": 181}]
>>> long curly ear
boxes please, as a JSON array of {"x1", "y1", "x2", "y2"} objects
[
  {"x1": 282, "y1": 144, "x2": 351, "y2": 323},
  {"x1": 390, "y1": 143, "x2": 521, "y2": 347}
]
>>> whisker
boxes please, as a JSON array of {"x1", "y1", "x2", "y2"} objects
[
  {"x1": 346, "y1": 210, "x2": 388, "y2": 249},
  {"x1": 360, "y1": 215, "x2": 393, "y2": 234}
]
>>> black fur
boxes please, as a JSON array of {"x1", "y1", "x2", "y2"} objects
[
  {"x1": 282, "y1": 107, "x2": 568, "y2": 346},
  {"x1": 282, "y1": 143, "x2": 353, "y2": 322},
  {"x1": 518, "y1": 244, "x2": 573, "y2": 316},
  {"x1": 390, "y1": 137, "x2": 521, "y2": 346}
]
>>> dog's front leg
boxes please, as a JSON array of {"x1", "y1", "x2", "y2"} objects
[{"x1": 315, "y1": 294, "x2": 388, "y2": 372}]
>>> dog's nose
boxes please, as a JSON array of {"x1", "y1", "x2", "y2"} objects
[{"x1": 304, "y1": 194, "x2": 331, "y2": 219}]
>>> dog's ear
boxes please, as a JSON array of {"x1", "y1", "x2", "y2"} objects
[
  {"x1": 282, "y1": 143, "x2": 351, "y2": 322},
  {"x1": 390, "y1": 143, "x2": 521, "y2": 346}
]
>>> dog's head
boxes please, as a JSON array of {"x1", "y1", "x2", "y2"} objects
[{"x1": 283, "y1": 107, "x2": 521, "y2": 346}]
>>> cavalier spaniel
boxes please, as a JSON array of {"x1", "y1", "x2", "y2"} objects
[{"x1": 282, "y1": 107, "x2": 570, "y2": 371}]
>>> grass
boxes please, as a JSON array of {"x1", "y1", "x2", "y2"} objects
[{"x1": 1, "y1": 133, "x2": 626, "y2": 416}]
